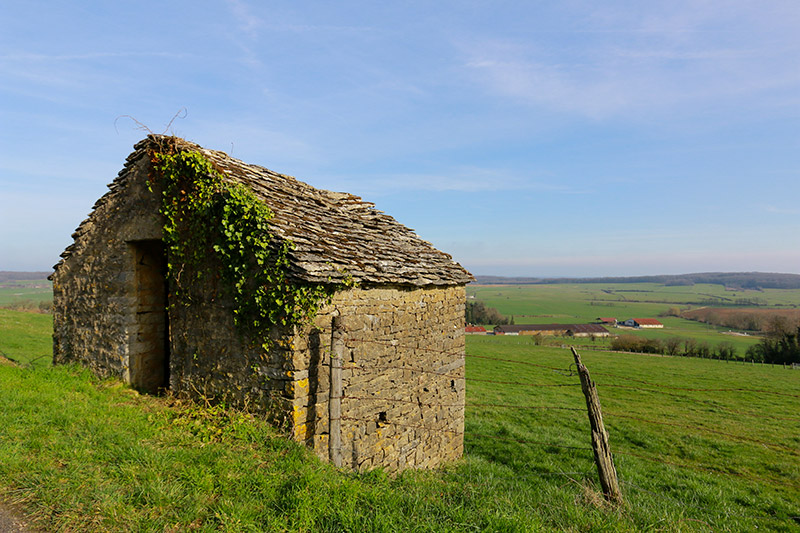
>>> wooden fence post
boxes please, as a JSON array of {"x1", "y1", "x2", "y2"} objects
[
  {"x1": 329, "y1": 315, "x2": 344, "y2": 468},
  {"x1": 571, "y1": 347, "x2": 623, "y2": 505}
]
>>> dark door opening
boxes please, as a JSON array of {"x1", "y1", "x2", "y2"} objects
[{"x1": 130, "y1": 240, "x2": 170, "y2": 394}]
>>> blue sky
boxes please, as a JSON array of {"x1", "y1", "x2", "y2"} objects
[{"x1": 2, "y1": 1, "x2": 799, "y2": 277}]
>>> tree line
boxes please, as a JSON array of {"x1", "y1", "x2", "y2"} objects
[
  {"x1": 679, "y1": 307, "x2": 800, "y2": 332},
  {"x1": 609, "y1": 335, "x2": 738, "y2": 360},
  {"x1": 744, "y1": 324, "x2": 800, "y2": 364},
  {"x1": 609, "y1": 328, "x2": 800, "y2": 364},
  {"x1": 465, "y1": 301, "x2": 511, "y2": 325},
  {"x1": 1, "y1": 299, "x2": 52, "y2": 313}
]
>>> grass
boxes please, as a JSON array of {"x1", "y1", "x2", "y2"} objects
[
  {"x1": 471, "y1": 282, "x2": 800, "y2": 309},
  {"x1": 613, "y1": 317, "x2": 760, "y2": 349},
  {"x1": 0, "y1": 308, "x2": 53, "y2": 367},
  {"x1": 467, "y1": 283, "x2": 774, "y2": 354},
  {"x1": 1, "y1": 312, "x2": 799, "y2": 531},
  {"x1": 0, "y1": 277, "x2": 52, "y2": 307},
  {"x1": 467, "y1": 282, "x2": 800, "y2": 320},
  {"x1": 466, "y1": 336, "x2": 800, "y2": 530},
  {"x1": 0, "y1": 363, "x2": 598, "y2": 532}
]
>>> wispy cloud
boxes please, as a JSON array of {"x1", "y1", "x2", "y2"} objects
[
  {"x1": 226, "y1": 0, "x2": 264, "y2": 39},
  {"x1": 222, "y1": 0, "x2": 268, "y2": 68},
  {"x1": 458, "y1": 2, "x2": 800, "y2": 119},
  {"x1": 762, "y1": 204, "x2": 800, "y2": 215},
  {"x1": 0, "y1": 51, "x2": 193, "y2": 96}
]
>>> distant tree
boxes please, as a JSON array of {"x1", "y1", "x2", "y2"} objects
[
  {"x1": 610, "y1": 335, "x2": 635, "y2": 352},
  {"x1": 664, "y1": 279, "x2": 694, "y2": 286},
  {"x1": 683, "y1": 338, "x2": 698, "y2": 357},
  {"x1": 745, "y1": 344, "x2": 766, "y2": 363},
  {"x1": 641, "y1": 338, "x2": 663, "y2": 354},
  {"x1": 664, "y1": 337, "x2": 682, "y2": 356},
  {"x1": 696, "y1": 341, "x2": 711, "y2": 358},
  {"x1": 767, "y1": 315, "x2": 793, "y2": 336},
  {"x1": 609, "y1": 335, "x2": 663, "y2": 354},
  {"x1": 746, "y1": 323, "x2": 800, "y2": 364},
  {"x1": 659, "y1": 306, "x2": 682, "y2": 317},
  {"x1": 715, "y1": 341, "x2": 736, "y2": 361},
  {"x1": 465, "y1": 301, "x2": 510, "y2": 326}
]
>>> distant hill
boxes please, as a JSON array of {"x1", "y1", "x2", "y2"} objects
[
  {"x1": 473, "y1": 272, "x2": 800, "y2": 290},
  {"x1": 0, "y1": 271, "x2": 51, "y2": 283},
  {"x1": 6, "y1": 270, "x2": 800, "y2": 290}
]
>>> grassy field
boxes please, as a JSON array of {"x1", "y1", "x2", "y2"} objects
[
  {"x1": 0, "y1": 278, "x2": 52, "y2": 307},
  {"x1": 468, "y1": 282, "x2": 800, "y2": 312},
  {"x1": 0, "y1": 276, "x2": 53, "y2": 367},
  {"x1": 0, "y1": 308, "x2": 52, "y2": 367},
  {"x1": 466, "y1": 336, "x2": 800, "y2": 530},
  {"x1": 466, "y1": 282, "x2": 782, "y2": 354},
  {"x1": 1, "y1": 311, "x2": 799, "y2": 531}
]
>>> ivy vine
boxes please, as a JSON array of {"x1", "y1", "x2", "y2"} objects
[{"x1": 149, "y1": 139, "x2": 339, "y2": 347}]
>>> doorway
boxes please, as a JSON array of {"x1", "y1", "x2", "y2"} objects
[{"x1": 129, "y1": 240, "x2": 170, "y2": 394}]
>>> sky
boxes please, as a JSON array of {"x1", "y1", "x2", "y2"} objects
[{"x1": 1, "y1": 1, "x2": 799, "y2": 277}]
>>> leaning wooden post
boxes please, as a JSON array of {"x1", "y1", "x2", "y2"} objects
[
  {"x1": 329, "y1": 315, "x2": 344, "y2": 468},
  {"x1": 571, "y1": 346, "x2": 623, "y2": 505}
]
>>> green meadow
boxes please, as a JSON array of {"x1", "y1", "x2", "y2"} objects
[
  {"x1": 0, "y1": 278, "x2": 52, "y2": 307},
  {"x1": 467, "y1": 282, "x2": 800, "y2": 322},
  {"x1": 1, "y1": 310, "x2": 799, "y2": 531},
  {"x1": 466, "y1": 282, "x2": 792, "y2": 354},
  {"x1": 0, "y1": 308, "x2": 53, "y2": 367}
]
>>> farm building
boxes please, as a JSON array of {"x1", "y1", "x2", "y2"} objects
[
  {"x1": 621, "y1": 318, "x2": 664, "y2": 328},
  {"x1": 50, "y1": 135, "x2": 473, "y2": 472},
  {"x1": 493, "y1": 324, "x2": 609, "y2": 337},
  {"x1": 597, "y1": 317, "x2": 617, "y2": 325},
  {"x1": 465, "y1": 325, "x2": 488, "y2": 334}
]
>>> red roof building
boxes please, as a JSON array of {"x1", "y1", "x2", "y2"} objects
[{"x1": 633, "y1": 318, "x2": 663, "y2": 328}]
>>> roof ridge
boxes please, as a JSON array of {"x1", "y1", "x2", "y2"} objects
[{"x1": 53, "y1": 137, "x2": 473, "y2": 287}]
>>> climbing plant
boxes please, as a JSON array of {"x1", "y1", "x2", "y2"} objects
[{"x1": 148, "y1": 138, "x2": 339, "y2": 346}]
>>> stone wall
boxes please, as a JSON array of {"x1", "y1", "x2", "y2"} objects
[
  {"x1": 51, "y1": 152, "x2": 288, "y2": 407},
  {"x1": 52, "y1": 151, "x2": 164, "y2": 379},
  {"x1": 290, "y1": 285, "x2": 466, "y2": 472},
  {"x1": 165, "y1": 273, "x2": 291, "y2": 413},
  {"x1": 168, "y1": 283, "x2": 467, "y2": 473},
  {"x1": 53, "y1": 148, "x2": 467, "y2": 472}
]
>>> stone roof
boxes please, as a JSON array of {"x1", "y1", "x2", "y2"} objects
[{"x1": 53, "y1": 135, "x2": 473, "y2": 287}]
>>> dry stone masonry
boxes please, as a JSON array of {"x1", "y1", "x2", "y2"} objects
[{"x1": 51, "y1": 135, "x2": 472, "y2": 472}]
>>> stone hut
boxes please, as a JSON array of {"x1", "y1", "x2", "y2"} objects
[{"x1": 51, "y1": 135, "x2": 473, "y2": 472}]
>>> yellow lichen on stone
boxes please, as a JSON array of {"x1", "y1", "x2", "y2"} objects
[
  {"x1": 286, "y1": 377, "x2": 310, "y2": 396},
  {"x1": 292, "y1": 404, "x2": 307, "y2": 428}
]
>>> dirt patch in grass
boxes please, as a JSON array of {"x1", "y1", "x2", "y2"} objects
[{"x1": 0, "y1": 500, "x2": 41, "y2": 533}]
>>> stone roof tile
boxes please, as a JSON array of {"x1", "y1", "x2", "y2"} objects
[{"x1": 52, "y1": 136, "x2": 473, "y2": 287}]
